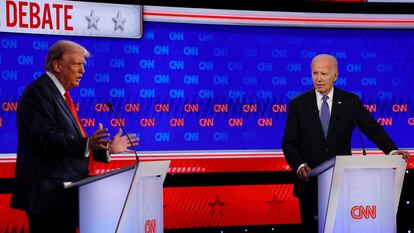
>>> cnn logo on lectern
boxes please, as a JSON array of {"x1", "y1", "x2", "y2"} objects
[
  {"x1": 350, "y1": 205, "x2": 377, "y2": 219},
  {"x1": 145, "y1": 219, "x2": 157, "y2": 233}
]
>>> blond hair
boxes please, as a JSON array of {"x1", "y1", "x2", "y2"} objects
[{"x1": 45, "y1": 40, "x2": 90, "y2": 71}]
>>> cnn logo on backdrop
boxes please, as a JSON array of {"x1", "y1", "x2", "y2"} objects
[
  {"x1": 350, "y1": 205, "x2": 377, "y2": 219},
  {"x1": 145, "y1": 219, "x2": 157, "y2": 233}
]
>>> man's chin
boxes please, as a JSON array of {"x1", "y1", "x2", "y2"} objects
[
  {"x1": 315, "y1": 88, "x2": 328, "y2": 95},
  {"x1": 70, "y1": 83, "x2": 80, "y2": 89}
]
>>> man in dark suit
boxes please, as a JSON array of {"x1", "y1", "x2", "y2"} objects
[
  {"x1": 282, "y1": 54, "x2": 409, "y2": 233},
  {"x1": 11, "y1": 40, "x2": 139, "y2": 233}
]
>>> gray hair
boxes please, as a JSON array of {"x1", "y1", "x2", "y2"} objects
[
  {"x1": 311, "y1": 54, "x2": 338, "y2": 71},
  {"x1": 45, "y1": 40, "x2": 90, "y2": 71}
]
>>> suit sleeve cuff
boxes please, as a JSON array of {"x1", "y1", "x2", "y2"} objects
[{"x1": 388, "y1": 150, "x2": 398, "y2": 155}]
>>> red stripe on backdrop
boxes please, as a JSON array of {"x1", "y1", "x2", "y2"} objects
[
  {"x1": 163, "y1": 185, "x2": 300, "y2": 229},
  {"x1": 89, "y1": 157, "x2": 291, "y2": 175},
  {"x1": 0, "y1": 157, "x2": 291, "y2": 178},
  {"x1": 0, "y1": 162, "x2": 17, "y2": 179},
  {"x1": 1, "y1": 153, "x2": 413, "y2": 178},
  {"x1": 144, "y1": 11, "x2": 414, "y2": 25}
]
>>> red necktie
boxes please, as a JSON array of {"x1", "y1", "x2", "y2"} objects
[
  {"x1": 64, "y1": 91, "x2": 87, "y2": 137},
  {"x1": 64, "y1": 91, "x2": 94, "y2": 173}
]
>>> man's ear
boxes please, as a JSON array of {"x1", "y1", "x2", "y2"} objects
[{"x1": 52, "y1": 60, "x2": 62, "y2": 73}]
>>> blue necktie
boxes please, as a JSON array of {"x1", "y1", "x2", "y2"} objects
[{"x1": 320, "y1": 95, "x2": 330, "y2": 138}]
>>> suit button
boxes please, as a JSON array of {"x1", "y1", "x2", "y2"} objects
[{"x1": 324, "y1": 148, "x2": 329, "y2": 152}]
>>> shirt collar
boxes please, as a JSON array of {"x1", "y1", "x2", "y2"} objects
[
  {"x1": 46, "y1": 71, "x2": 66, "y2": 97},
  {"x1": 315, "y1": 87, "x2": 334, "y2": 100}
]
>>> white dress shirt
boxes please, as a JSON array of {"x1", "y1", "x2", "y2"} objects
[{"x1": 315, "y1": 88, "x2": 334, "y2": 117}]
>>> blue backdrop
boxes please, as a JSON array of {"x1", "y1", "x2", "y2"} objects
[{"x1": 0, "y1": 22, "x2": 413, "y2": 152}]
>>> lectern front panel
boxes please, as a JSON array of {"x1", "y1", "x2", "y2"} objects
[{"x1": 79, "y1": 169, "x2": 135, "y2": 233}]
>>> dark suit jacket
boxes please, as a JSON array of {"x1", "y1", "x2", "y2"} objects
[
  {"x1": 282, "y1": 87, "x2": 397, "y2": 197},
  {"x1": 11, "y1": 73, "x2": 106, "y2": 214}
]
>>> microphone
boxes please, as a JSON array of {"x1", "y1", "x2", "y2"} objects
[
  {"x1": 354, "y1": 119, "x2": 367, "y2": 156},
  {"x1": 106, "y1": 102, "x2": 139, "y2": 163},
  {"x1": 107, "y1": 102, "x2": 140, "y2": 232}
]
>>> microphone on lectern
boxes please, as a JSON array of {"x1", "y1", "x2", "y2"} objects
[
  {"x1": 354, "y1": 119, "x2": 367, "y2": 156},
  {"x1": 106, "y1": 102, "x2": 139, "y2": 163}
]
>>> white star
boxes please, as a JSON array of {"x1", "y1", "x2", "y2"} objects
[
  {"x1": 86, "y1": 10, "x2": 100, "y2": 30},
  {"x1": 112, "y1": 11, "x2": 126, "y2": 31}
]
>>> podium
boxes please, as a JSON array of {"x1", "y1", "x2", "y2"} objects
[
  {"x1": 64, "y1": 160, "x2": 170, "y2": 233},
  {"x1": 309, "y1": 155, "x2": 406, "y2": 233}
]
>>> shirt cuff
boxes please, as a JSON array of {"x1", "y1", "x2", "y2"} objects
[
  {"x1": 388, "y1": 150, "x2": 398, "y2": 155},
  {"x1": 85, "y1": 138, "x2": 89, "y2": 158},
  {"x1": 296, "y1": 163, "x2": 306, "y2": 174}
]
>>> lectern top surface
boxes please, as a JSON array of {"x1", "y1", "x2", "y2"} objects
[{"x1": 64, "y1": 164, "x2": 137, "y2": 189}]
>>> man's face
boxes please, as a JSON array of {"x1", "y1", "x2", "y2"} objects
[
  {"x1": 311, "y1": 58, "x2": 338, "y2": 95},
  {"x1": 54, "y1": 49, "x2": 86, "y2": 90}
]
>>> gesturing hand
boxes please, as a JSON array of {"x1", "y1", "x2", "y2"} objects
[
  {"x1": 109, "y1": 128, "x2": 140, "y2": 154},
  {"x1": 89, "y1": 123, "x2": 110, "y2": 151}
]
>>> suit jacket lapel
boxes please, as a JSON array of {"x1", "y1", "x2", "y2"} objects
[
  {"x1": 327, "y1": 87, "x2": 343, "y2": 142},
  {"x1": 306, "y1": 90, "x2": 325, "y2": 141},
  {"x1": 57, "y1": 93, "x2": 83, "y2": 137},
  {"x1": 43, "y1": 74, "x2": 83, "y2": 136}
]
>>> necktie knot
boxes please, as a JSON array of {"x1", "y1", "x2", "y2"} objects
[
  {"x1": 64, "y1": 91, "x2": 73, "y2": 105},
  {"x1": 322, "y1": 95, "x2": 329, "y2": 102}
]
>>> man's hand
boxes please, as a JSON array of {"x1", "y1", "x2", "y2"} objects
[
  {"x1": 89, "y1": 123, "x2": 110, "y2": 151},
  {"x1": 297, "y1": 164, "x2": 312, "y2": 181},
  {"x1": 391, "y1": 150, "x2": 410, "y2": 162},
  {"x1": 109, "y1": 128, "x2": 139, "y2": 154}
]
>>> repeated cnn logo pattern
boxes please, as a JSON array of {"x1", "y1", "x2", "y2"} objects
[{"x1": 1, "y1": 23, "x2": 414, "y2": 153}]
